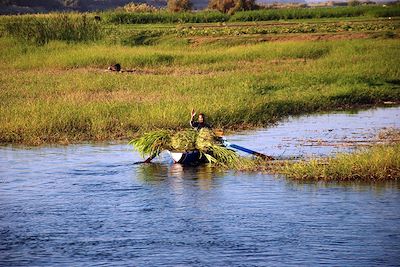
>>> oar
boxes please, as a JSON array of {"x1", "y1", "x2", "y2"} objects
[
  {"x1": 144, "y1": 153, "x2": 157, "y2": 163},
  {"x1": 133, "y1": 153, "x2": 157, "y2": 164},
  {"x1": 223, "y1": 139, "x2": 274, "y2": 160}
]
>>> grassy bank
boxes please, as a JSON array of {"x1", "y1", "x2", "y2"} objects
[
  {"x1": 0, "y1": 35, "x2": 399, "y2": 145},
  {"x1": 282, "y1": 144, "x2": 400, "y2": 181},
  {"x1": 0, "y1": 11, "x2": 400, "y2": 145}
]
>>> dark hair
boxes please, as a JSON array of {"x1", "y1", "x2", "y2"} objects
[
  {"x1": 198, "y1": 113, "x2": 205, "y2": 117},
  {"x1": 114, "y1": 63, "x2": 121, "y2": 71}
]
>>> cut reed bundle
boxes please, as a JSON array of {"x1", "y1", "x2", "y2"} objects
[
  {"x1": 129, "y1": 128, "x2": 252, "y2": 169},
  {"x1": 129, "y1": 130, "x2": 172, "y2": 157}
]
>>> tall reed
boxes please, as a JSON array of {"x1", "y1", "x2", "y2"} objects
[{"x1": 4, "y1": 14, "x2": 102, "y2": 45}]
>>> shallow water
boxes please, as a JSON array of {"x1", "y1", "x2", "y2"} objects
[
  {"x1": 230, "y1": 105, "x2": 400, "y2": 159},
  {"x1": 1, "y1": 107, "x2": 400, "y2": 266}
]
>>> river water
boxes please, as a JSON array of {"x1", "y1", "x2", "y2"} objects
[{"x1": 1, "y1": 107, "x2": 399, "y2": 266}]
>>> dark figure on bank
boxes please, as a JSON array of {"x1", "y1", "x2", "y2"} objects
[
  {"x1": 190, "y1": 109, "x2": 210, "y2": 130},
  {"x1": 108, "y1": 63, "x2": 121, "y2": 72},
  {"x1": 107, "y1": 63, "x2": 135, "y2": 73}
]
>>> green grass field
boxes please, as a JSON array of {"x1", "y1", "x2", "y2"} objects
[{"x1": 0, "y1": 12, "x2": 399, "y2": 145}]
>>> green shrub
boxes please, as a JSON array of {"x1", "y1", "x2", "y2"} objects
[
  {"x1": 167, "y1": 0, "x2": 193, "y2": 12},
  {"x1": 208, "y1": 0, "x2": 258, "y2": 14},
  {"x1": 123, "y1": 3, "x2": 158, "y2": 13}
]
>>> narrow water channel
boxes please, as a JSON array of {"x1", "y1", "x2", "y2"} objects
[{"x1": 0, "y1": 106, "x2": 399, "y2": 266}]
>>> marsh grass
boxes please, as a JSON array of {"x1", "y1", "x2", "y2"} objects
[
  {"x1": 282, "y1": 144, "x2": 400, "y2": 181},
  {"x1": 0, "y1": 21, "x2": 399, "y2": 144},
  {"x1": 3, "y1": 14, "x2": 102, "y2": 45}
]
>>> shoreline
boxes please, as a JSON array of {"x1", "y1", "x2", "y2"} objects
[{"x1": 1, "y1": 103, "x2": 398, "y2": 147}]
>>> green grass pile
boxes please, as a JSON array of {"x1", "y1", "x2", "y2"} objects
[
  {"x1": 196, "y1": 128, "x2": 222, "y2": 151},
  {"x1": 130, "y1": 128, "x2": 251, "y2": 168},
  {"x1": 129, "y1": 130, "x2": 172, "y2": 157},
  {"x1": 195, "y1": 128, "x2": 244, "y2": 167},
  {"x1": 171, "y1": 129, "x2": 197, "y2": 151}
]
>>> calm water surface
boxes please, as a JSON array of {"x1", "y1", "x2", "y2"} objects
[{"x1": 1, "y1": 107, "x2": 400, "y2": 266}]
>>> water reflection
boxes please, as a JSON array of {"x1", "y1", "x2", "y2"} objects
[
  {"x1": 136, "y1": 163, "x2": 169, "y2": 183},
  {"x1": 285, "y1": 178, "x2": 400, "y2": 195},
  {"x1": 136, "y1": 163, "x2": 225, "y2": 190},
  {"x1": 229, "y1": 106, "x2": 400, "y2": 159}
]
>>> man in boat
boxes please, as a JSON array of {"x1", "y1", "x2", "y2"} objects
[{"x1": 190, "y1": 109, "x2": 210, "y2": 130}]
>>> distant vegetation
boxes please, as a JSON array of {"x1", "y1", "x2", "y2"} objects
[
  {"x1": 104, "y1": 5, "x2": 400, "y2": 24},
  {"x1": 2, "y1": 11, "x2": 398, "y2": 45},
  {"x1": 1, "y1": 0, "x2": 399, "y2": 14},
  {"x1": 2, "y1": 14, "x2": 102, "y2": 45},
  {"x1": 230, "y1": 5, "x2": 400, "y2": 21},
  {"x1": 167, "y1": 0, "x2": 193, "y2": 12},
  {"x1": 208, "y1": 0, "x2": 257, "y2": 14},
  {"x1": 104, "y1": 10, "x2": 229, "y2": 24}
]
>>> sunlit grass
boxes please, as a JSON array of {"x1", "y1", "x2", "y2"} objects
[
  {"x1": 0, "y1": 36, "x2": 399, "y2": 144},
  {"x1": 283, "y1": 144, "x2": 400, "y2": 181}
]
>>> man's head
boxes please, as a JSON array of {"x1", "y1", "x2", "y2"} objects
[{"x1": 198, "y1": 113, "x2": 205, "y2": 123}]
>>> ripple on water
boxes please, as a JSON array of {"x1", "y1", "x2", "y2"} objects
[{"x1": 1, "y1": 107, "x2": 400, "y2": 266}]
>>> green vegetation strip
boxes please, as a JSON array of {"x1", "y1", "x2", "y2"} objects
[
  {"x1": 282, "y1": 144, "x2": 400, "y2": 181},
  {"x1": 230, "y1": 5, "x2": 400, "y2": 22},
  {"x1": 102, "y1": 5, "x2": 400, "y2": 24},
  {"x1": 1, "y1": 12, "x2": 398, "y2": 45}
]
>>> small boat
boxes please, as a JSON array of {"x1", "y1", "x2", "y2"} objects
[
  {"x1": 167, "y1": 140, "x2": 273, "y2": 165},
  {"x1": 168, "y1": 150, "x2": 209, "y2": 165}
]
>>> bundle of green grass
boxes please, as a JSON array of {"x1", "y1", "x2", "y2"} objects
[{"x1": 130, "y1": 128, "x2": 252, "y2": 169}]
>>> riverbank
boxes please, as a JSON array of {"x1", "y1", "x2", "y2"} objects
[
  {"x1": 1, "y1": 37, "x2": 399, "y2": 145},
  {"x1": 243, "y1": 128, "x2": 400, "y2": 181},
  {"x1": 0, "y1": 15, "x2": 399, "y2": 145}
]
